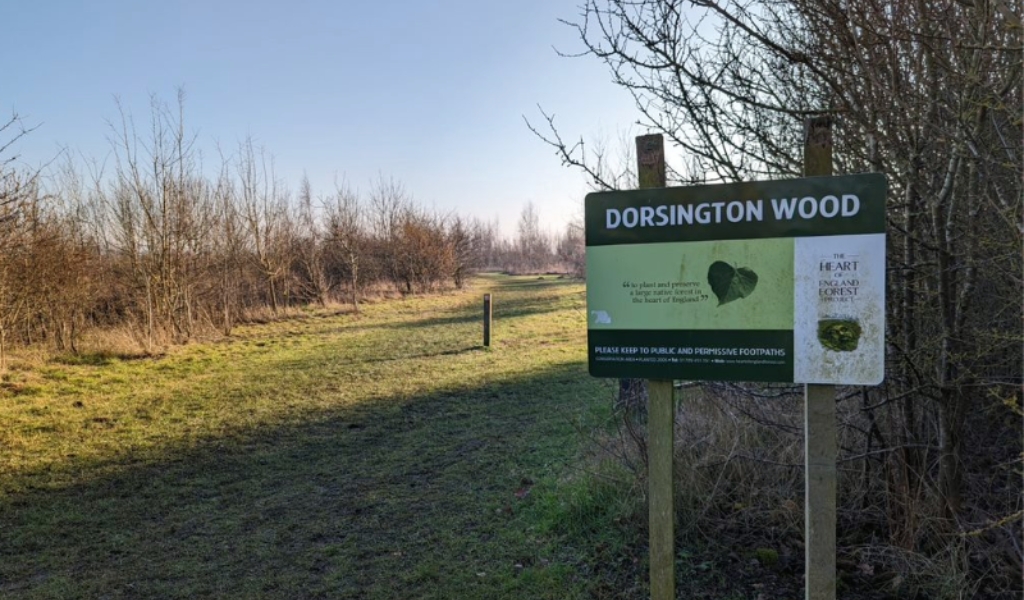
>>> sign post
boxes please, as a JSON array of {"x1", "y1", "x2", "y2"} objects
[
  {"x1": 635, "y1": 134, "x2": 675, "y2": 600},
  {"x1": 584, "y1": 130, "x2": 885, "y2": 600},
  {"x1": 803, "y1": 116, "x2": 836, "y2": 600}
]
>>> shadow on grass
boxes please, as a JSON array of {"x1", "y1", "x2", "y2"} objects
[
  {"x1": 50, "y1": 350, "x2": 157, "y2": 367},
  {"x1": 325, "y1": 281, "x2": 582, "y2": 335},
  {"x1": 0, "y1": 362, "x2": 605, "y2": 600},
  {"x1": 373, "y1": 299, "x2": 572, "y2": 332},
  {"x1": 332, "y1": 345, "x2": 482, "y2": 366}
]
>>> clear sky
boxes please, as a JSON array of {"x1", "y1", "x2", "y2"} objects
[{"x1": 1, "y1": 0, "x2": 642, "y2": 236}]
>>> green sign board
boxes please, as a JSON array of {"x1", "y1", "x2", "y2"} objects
[{"x1": 586, "y1": 174, "x2": 886, "y2": 385}]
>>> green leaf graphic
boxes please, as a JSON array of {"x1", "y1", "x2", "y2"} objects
[
  {"x1": 707, "y1": 261, "x2": 759, "y2": 306},
  {"x1": 817, "y1": 319, "x2": 862, "y2": 352}
]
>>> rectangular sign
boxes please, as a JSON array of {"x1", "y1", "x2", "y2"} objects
[{"x1": 586, "y1": 174, "x2": 886, "y2": 385}]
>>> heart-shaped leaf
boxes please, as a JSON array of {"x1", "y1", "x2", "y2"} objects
[{"x1": 707, "y1": 261, "x2": 758, "y2": 306}]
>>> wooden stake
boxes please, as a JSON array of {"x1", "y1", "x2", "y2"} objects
[
  {"x1": 483, "y1": 293, "x2": 492, "y2": 347},
  {"x1": 803, "y1": 115, "x2": 837, "y2": 600},
  {"x1": 635, "y1": 133, "x2": 674, "y2": 600},
  {"x1": 805, "y1": 384, "x2": 837, "y2": 599}
]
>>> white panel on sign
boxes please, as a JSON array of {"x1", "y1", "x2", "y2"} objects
[{"x1": 794, "y1": 234, "x2": 885, "y2": 384}]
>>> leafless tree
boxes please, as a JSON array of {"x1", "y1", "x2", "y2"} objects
[
  {"x1": 532, "y1": 0, "x2": 1022, "y2": 587},
  {"x1": 447, "y1": 216, "x2": 475, "y2": 288},
  {"x1": 556, "y1": 212, "x2": 586, "y2": 278},
  {"x1": 237, "y1": 137, "x2": 291, "y2": 314},
  {"x1": 292, "y1": 174, "x2": 333, "y2": 306},
  {"x1": 324, "y1": 181, "x2": 367, "y2": 312},
  {"x1": 512, "y1": 201, "x2": 554, "y2": 273},
  {"x1": 104, "y1": 91, "x2": 215, "y2": 348}
]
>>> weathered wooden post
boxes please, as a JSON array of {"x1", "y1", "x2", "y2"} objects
[
  {"x1": 635, "y1": 133, "x2": 675, "y2": 600},
  {"x1": 803, "y1": 115, "x2": 837, "y2": 600},
  {"x1": 483, "y1": 293, "x2": 492, "y2": 347}
]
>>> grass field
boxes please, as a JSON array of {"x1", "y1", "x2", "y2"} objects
[{"x1": 0, "y1": 275, "x2": 643, "y2": 599}]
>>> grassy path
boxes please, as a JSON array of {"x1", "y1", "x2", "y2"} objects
[{"x1": 0, "y1": 275, "x2": 620, "y2": 599}]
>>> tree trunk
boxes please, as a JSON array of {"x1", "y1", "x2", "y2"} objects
[
  {"x1": 145, "y1": 277, "x2": 155, "y2": 353},
  {"x1": 351, "y1": 260, "x2": 360, "y2": 314},
  {"x1": 0, "y1": 321, "x2": 6, "y2": 372},
  {"x1": 269, "y1": 275, "x2": 279, "y2": 314},
  {"x1": 938, "y1": 387, "x2": 965, "y2": 516}
]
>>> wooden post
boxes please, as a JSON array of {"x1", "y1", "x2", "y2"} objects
[
  {"x1": 648, "y1": 379, "x2": 675, "y2": 600},
  {"x1": 637, "y1": 133, "x2": 667, "y2": 189},
  {"x1": 803, "y1": 116, "x2": 837, "y2": 600},
  {"x1": 635, "y1": 133, "x2": 674, "y2": 600},
  {"x1": 483, "y1": 293, "x2": 492, "y2": 347}
]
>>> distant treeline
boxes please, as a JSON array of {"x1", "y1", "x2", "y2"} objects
[{"x1": 0, "y1": 95, "x2": 584, "y2": 361}]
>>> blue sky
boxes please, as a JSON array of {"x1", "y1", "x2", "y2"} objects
[{"x1": 1, "y1": 0, "x2": 642, "y2": 235}]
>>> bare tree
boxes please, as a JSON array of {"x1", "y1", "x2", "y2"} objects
[
  {"x1": 104, "y1": 91, "x2": 213, "y2": 348},
  {"x1": 367, "y1": 175, "x2": 411, "y2": 292},
  {"x1": 293, "y1": 174, "x2": 333, "y2": 306},
  {"x1": 447, "y1": 216, "x2": 475, "y2": 288},
  {"x1": 514, "y1": 201, "x2": 553, "y2": 273},
  {"x1": 532, "y1": 0, "x2": 1022, "y2": 587},
  {"x1": 0, "y1": 113, "x2": 41, "y2": 228},
  {"x1": 211, "y1": 159, "x2": 244, "y2": 335},
  {"x1": 237, "y1": 137, "x2": 291, "y2": 313},
  {"x1": 324, "y1": 181, "x2": 366, "y2": 312},
  {"x1": 0, "y1": 114, "x2": 39, "y2": 368},
  {"x1": 556, "y1": 211, "x2": 585, "y2": 278}
]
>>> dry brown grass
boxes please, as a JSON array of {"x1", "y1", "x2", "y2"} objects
[{"x1": 590, "y1": 382, "x2": 1016, "y2": 598}]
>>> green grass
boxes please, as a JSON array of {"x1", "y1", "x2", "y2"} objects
[{"x1": 0, "y1": 274, "x2": 642, "y2": 599}]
